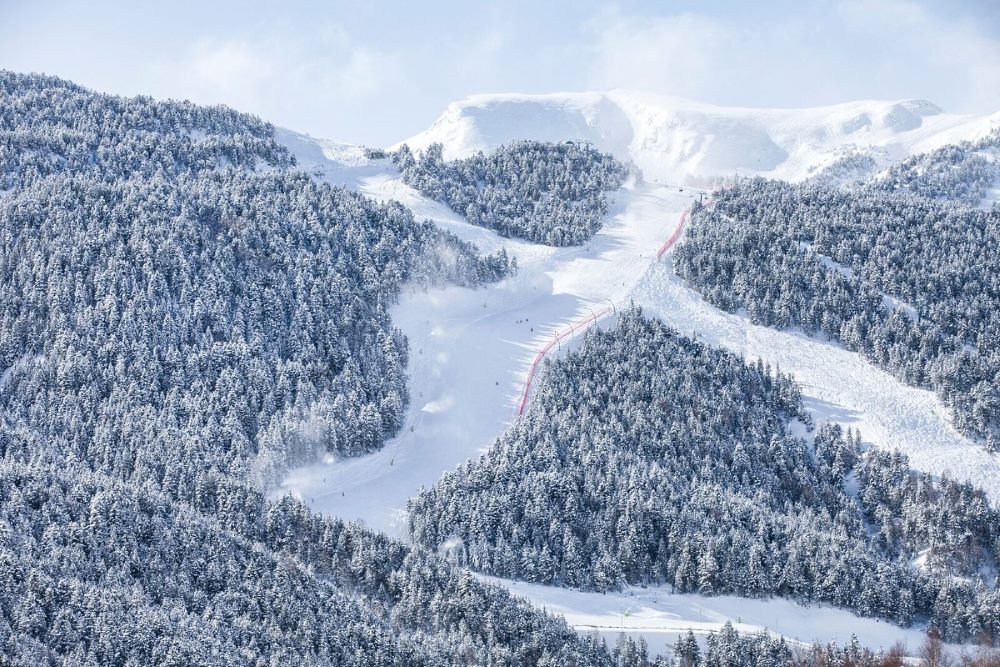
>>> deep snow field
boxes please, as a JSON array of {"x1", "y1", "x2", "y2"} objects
[{"x1": 279, "y1": 95, "x2": 1000, "y2": 656}]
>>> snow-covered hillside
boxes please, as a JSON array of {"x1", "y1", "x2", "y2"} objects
[
  {"x1": 277, "y1": 94, "x2": 1000, "y2": 658},
  {"x1": 399, "y1": 90, "x2": 1000, "y2": 185},
  {"x1": 633, "y1": 259, "x2": 1000, "y2": 500},
  {"x1": 281, "y1": 175, "x2": 697, "y2": 534}
]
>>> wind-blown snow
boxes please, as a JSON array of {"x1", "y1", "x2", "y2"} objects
[{"x1": 399, "y1": 90, "x2": 1000, "y2": 185}]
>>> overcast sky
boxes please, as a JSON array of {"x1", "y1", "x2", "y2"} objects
[{"x1": 2, "y1": 0, "x2": 999, "y2": 145}]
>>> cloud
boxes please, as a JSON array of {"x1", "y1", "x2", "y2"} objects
[
  {"x1": 585, "y1": 8, "x2": 734, "y2": 99},
  {"x1": 146, "y1": 24, "x2": 399, "y2": 136},
  {"x1": 837, "y1": 0, "x2": 1000, "y2": 111},
  {"x1": 584, "y1": 6, "x2": 846, "y2": 106},
  {"x1": 584, "y1": 1, "x2": 1000, "y2": 113},
  {"x1": 188, "y1": 39, "x2": 273, "y2": 96}
]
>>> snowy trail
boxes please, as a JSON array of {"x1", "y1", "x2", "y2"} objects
[
  {"x1": 512, "y1": 197, "x2": 696, "y2": 416},
  {"x1": 282, "y1": 175, "x2": 698, "y2": 536},
  {"x1": 517, "y1": 304, "x2": 615, "y2": 416},
  {"x1": 632, "y1": 258, "x2": 1000, "y2": 501}
]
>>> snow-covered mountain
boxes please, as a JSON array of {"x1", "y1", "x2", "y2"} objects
[
  {"x1": 398, "y1": 90, "x2": 1000, "y2": 185},
  {"x1": 10, "y1": 68, "x2": 1000, "y2": 662},
  {"x1": 278, "y1": 89, "x2": 1000, "y2": 658}
]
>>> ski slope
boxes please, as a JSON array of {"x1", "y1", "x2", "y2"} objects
[
  {"x1": 633, "y1": 259, "x2": 1000, "y2": 501},
  {"x1": 277, "y1": 102, "x2": 999, "y2": 656},
  {"x1": 281, "y1": 169, "x2": 698, "y2": 535}
]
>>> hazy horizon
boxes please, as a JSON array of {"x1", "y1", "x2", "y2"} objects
[{"x1": 3, "y1": 0, "x2": 999, "y2": 145}]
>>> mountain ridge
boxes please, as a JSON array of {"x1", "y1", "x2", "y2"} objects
[{"x1": 395, "y1": 90, "x2": 1000, "y2": 185}]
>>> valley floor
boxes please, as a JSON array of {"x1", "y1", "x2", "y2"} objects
[{"x1": 280, "y1": 142, "x2": 999, "y2": 656}]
